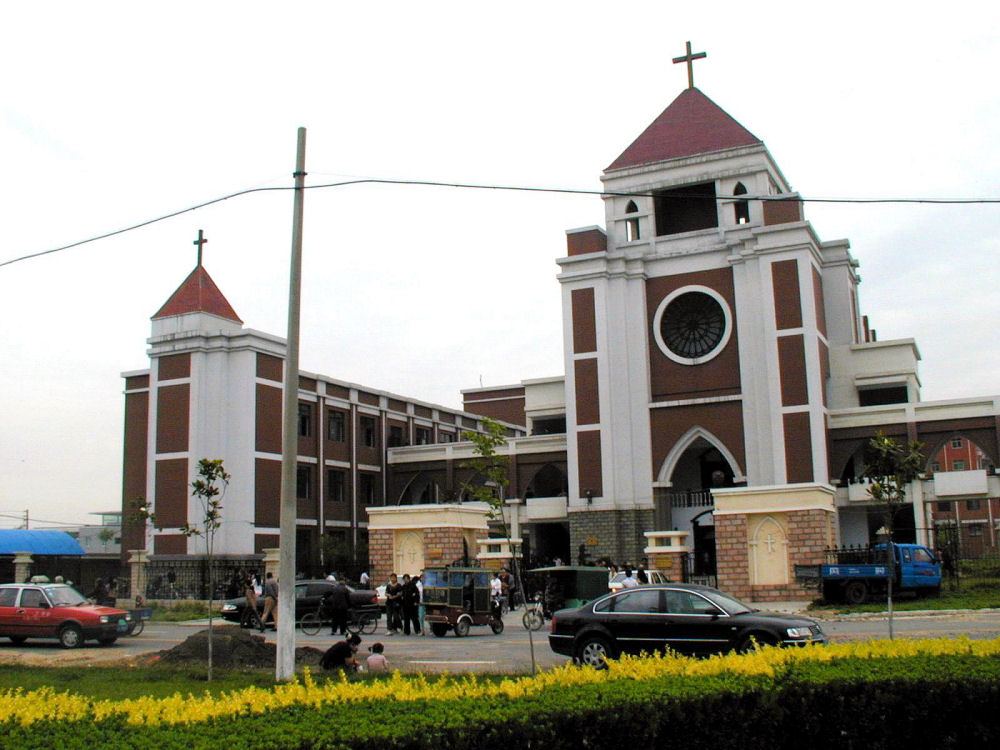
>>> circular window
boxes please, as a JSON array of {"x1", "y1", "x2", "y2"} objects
[{"x1": 652, "y1": 286, "x2": 733, "y2": 365}]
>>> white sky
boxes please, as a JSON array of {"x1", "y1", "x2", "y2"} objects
[{"x1": 1, "y1": 2, "x2": 998, "y2": 529}]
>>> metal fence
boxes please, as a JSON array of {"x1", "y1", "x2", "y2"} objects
[
  {"x1": 145, "y1": 556, "x2": 263, "y2": 601},
  {"x1": 0, "y1": 555, "x2": 127, "y2": 599}
]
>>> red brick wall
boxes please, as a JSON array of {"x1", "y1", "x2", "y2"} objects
[
  {"x1": 718, "y1": 509, "x2": 833, "y2": 601},
  {"x1": 715, "y1": 514, "x2": 750, "y2": 598},
  {"x1": 369, "y1": 529, "x2": 394, "y2": 587}
]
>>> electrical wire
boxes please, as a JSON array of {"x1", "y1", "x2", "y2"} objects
[{"x1": 2, "y1": 177, "x2": 998, "y2": 270}]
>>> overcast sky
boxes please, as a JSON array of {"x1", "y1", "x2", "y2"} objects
[{"x1": 1, "y1": 2, "x2": 997, "y2": 529}]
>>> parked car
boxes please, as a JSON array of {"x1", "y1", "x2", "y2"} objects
[
  {"x1": 608, "y1": 569, "x2": 671, "y2": 592},
  {"x1": 548, "y1": 582, "x2": 827, "y2": 667},
  {"x1": 0, "y1": 582, "x2": 132, "y2": 648},
  {"x1": 219, "y1": 579, "x2": 379, "y2": 625}
]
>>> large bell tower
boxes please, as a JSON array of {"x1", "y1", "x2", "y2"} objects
[{"x1": 559, "y1": 47, "x2": 843, "y2": 596}]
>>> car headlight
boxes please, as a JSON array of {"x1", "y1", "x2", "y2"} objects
[
  {"x1": 99, "y1": 615, "x2": 109, "y2": 624},
  {"x1": 221, "y1": 603, "x2": 237, "y2": 612},
  {"x1": 786, "y1": 626, "x2": 816, "y2": 638}
]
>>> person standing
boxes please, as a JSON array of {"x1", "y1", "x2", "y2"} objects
[
  {"x1": 384, "y1": 574, "x2": 403, "y2": 635},
  {"x1": 260, "y1": 572, "x2": 278, "y2": 631},
  {"x1": 621, "y1": 566, "x2": 639, "y2": 589},
  {"x1": 324, "y1": 578, "x2": 350, "y2": 636},
  {"x1": 401, "y1": 574, "x2": 421, "y2": 636},
  {"x1": 359, "y1": 570, "x2": 370, "y2": 588},
  {"x1": 241, "y1": 572, "x2": 261, "y2": 629},
  {"x1": 414, "y1": 573, "x2": 425, "y2": 635}
]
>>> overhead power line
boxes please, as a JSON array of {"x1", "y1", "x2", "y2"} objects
[{"x1": 2, "y1": 177, "x2": 998, "y2": 270}]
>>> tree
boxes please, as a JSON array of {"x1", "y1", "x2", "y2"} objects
[
  {"x1": 182, "y1": 458, "x2": 230, "y2": 681},
  {"x1": 461, "y1": 418, "x2": 539, "y2": 672},
  {"x1": 862, "y1": 431, "x2": 924, "y2": 638},
  {"x1": 130, "y1": 459, "x2": 230, "y2": 681}
]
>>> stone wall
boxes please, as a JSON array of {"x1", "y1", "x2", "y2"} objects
[{"x1": 569, "y1": 508, "x2": 654, "y2": 566}]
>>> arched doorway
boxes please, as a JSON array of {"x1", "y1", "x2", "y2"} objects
[{"x1": 656, "y1": 428, "x2": 742, "y2": 581}]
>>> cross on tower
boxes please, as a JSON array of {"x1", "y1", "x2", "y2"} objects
[
  {"x1": 193, "y1": 229, "x2": 208, "y2": 266},
  {"x1": 672, "y1": 41, "x2": 707, "y2": 89}
]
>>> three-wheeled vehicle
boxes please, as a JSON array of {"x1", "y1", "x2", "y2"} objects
[
  {"x1": 522, "y1": 566, "x2": 610, "y2": 630},
  {"x1": 423, "y1": 567, "x2": 504, "y2": 637}
]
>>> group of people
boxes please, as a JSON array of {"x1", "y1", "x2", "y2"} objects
[
  {"x1": 383, "y1": 573, "x2": 423, "y2": 635},
  {"x1": 606, "y1": 557, "x2": 650, "y2": 588},
  {"x1": 318, "y1": 634, "x2": 389, "y2": 673},
  {"x1": 240, "y1": 570, "x2": 278, "y2": 631},
  {"x1": 489, "y1": 568, "x2": 516, "y2": 609},
  {"x1": 88, "y1": 577, "x2": 118, "y2": 607}
]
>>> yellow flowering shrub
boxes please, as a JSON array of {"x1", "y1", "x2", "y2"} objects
[{"x1": 1, "y1": 637, "x2": 997, "y2": 728}]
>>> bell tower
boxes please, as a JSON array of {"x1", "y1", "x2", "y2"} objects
[{"x1": 559, "y1": 56, "x2": 844, "y2": 588}]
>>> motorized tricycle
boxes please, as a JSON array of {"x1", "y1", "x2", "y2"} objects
[{"x1": 423, "y1": 567, "x2": 505, "y2": 637}]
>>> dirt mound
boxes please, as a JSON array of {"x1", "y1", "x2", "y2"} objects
[{"x1": 156, "y1": 624, "x2": 324, "y2": 669}]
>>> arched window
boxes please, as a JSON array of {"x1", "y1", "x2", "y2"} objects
[
  {"x1": 625, "y1": 200, "x2": 641, "y2": 241},
  {"x1": 733, "y1": 182, "x2": 750, "y2": 224}
]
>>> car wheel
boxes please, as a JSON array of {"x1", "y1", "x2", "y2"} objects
[
  {"x1": 737, "y1": 632, "x2": 777, "y2": 653},
  {"x1": 490, "y1": 618, "x2": 504, "y2": 635},
  {"x1": 454, "y1": 618, "x2": 471, "y2": 637},
  {"x1": 576, "y1": 635, "x2": 615, "y2": 668},
  {"x1": 8, "y1": 636, "x2": 26, "y2": 645},
  {"x1": 59, "y1": 624, "x2": 83, "y2": 649},
  {"x1": 430, "y1": 623, "x2": 449, "y2": 638},
  {"x1": 98, "y1": 634, "x2": 118, "y2": 646},
  {"x1": 844, "y1": 580, "x2": 868, "y2": 605}
]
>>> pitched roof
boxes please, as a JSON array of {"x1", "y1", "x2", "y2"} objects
[
  {"x1": 152, "y1": 265, "x2": 243, "y2": 323},
  {"x1": 607, "y1": 87, "x2": 762, "y2": 171},
  {"x1": 0, "y1": 530, "x2": 86, "y2": 556}
]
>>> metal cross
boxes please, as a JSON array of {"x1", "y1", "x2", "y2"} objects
[
  {"x1": 193, "y1": 229, "x2": 208, "y2": 266},
  {"x1": 672, "y1": 41, "x2": 707, "y2": 89}
]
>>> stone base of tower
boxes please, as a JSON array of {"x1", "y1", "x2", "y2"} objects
[
  {"x1": 569, "y1": 508, "x2": 654, "y2": 567},
  {"x1": 712, "y1": 484, "x2": 836, "y2": 602},
  {"x1": 367, "y1": 504, "x2": 490, "y2": 586}
]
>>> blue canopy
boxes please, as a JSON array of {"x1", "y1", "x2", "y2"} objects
[{"x1": 0, "y1": 530, "x2": 86, "y2": 556}]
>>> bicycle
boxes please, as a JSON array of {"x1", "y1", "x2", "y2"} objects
[
  {"x1": 300, "y1": 607, "x2": 379, "y2": 636},
  {"x1": 522, "y1": 594, "x2": 549, "y2": 631}
]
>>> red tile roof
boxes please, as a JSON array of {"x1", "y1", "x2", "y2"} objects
[
  {"x1": 607, "y1": 88, "x2": 761, "y2": 171},
  {"x1": 152, "y1": 265, "x2": 242, "y2": 323}
]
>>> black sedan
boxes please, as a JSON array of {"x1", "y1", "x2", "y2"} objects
[
  {"x1": 548, "y1": 583, "x2": 826, "y2": 667},
  {"x1": 220, "y1": 580, "x2": 379, "y2": 625}
]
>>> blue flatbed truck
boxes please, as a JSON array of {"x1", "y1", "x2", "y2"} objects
[{"x1": 798, "y1": 543, "x2": 942, "y2": 604}]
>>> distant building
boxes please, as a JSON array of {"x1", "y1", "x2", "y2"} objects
[{"x1": 70, "y1": 511, "x2": 122, "y2": 555}]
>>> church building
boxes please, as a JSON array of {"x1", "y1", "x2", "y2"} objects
[{"x1": 121, "y1": 48, "x2": 999, "y2": 600}]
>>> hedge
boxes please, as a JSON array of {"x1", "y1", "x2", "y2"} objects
[{"x1": 2, "y1": 640, "x2": 999, "y2": 749}]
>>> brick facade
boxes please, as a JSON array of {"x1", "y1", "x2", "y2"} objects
[{"x1": 717, "y1": 508, "x2": 834, "y2": 601}]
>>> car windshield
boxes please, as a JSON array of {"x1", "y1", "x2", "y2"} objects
[
  {"x1": 699, "y1": 589, "x2": 755, "y2": 615},
  {"x1": 46, "y1": 585, "x2": 88, "y2": 607}
]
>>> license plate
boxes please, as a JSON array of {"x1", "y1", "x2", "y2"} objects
[{"x1": 117, "y1": 619, "x2": 129, "y2": 632}]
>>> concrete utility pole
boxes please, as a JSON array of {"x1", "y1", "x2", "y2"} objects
[{"x1": 276, "y1": 127, "x2": 307, "y2": 682}]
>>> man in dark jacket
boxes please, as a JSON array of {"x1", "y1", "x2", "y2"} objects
[
  {"x1": 401, "y1": 574, "x2": 422, "y2": 635},
  {"x1": 384, "y1": 574, "x2": 403, "y2": 635},
  {"x1": 322, "y1": 578, "x2": 351, "y2": 636},
  {"x1": 320, "y1": 633, "x2": 361, "y2": 672}
]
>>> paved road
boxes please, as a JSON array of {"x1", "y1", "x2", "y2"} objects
[{"x1": 1, "y1": 609, "x2": 998, "y2": 672}]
